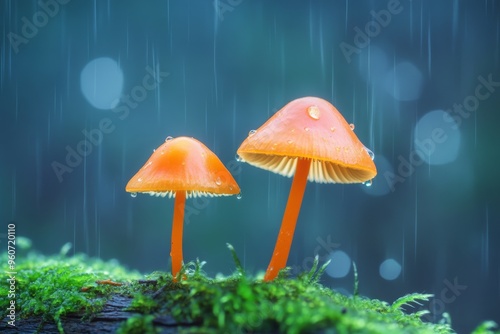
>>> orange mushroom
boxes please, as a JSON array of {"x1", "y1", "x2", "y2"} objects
[
  {"x1": 237, "y1": 96, "x2": 377, "y2": 281},
  {"x1": 126, "y1": 136, "x2": 240, "y2": 280}
]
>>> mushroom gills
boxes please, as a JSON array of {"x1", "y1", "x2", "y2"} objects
[{"x1": 239, "y1": 154, "x2": 375, "y2": 184}]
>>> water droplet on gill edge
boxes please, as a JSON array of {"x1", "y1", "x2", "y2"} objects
[
  {"x1": 236, "y1": 193, "x2": 242, "y2": 200},
  {"x1": 235, "y1": 154, "x2": 242, "y2": 162},
  {"x1": 130, "y1": 192, "x2": 137, "y2": 198},
  {"x1": 364, "y1": 179, "x2": 373, "y2": 187}
]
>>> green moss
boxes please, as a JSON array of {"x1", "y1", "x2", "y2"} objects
[
  {"x1": 116, "y1": 314, "x2": 159, "y2": 334},
  {"x1": 1, "y1": 241, "x2": 498, "y2": 334},
  {"x1": 0, "y1": 242, "x2": 141, "y2": 332}
]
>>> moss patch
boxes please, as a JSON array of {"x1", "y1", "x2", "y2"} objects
[{"x1": 1, "y1": 241, "x2": 498, "y2": 334}]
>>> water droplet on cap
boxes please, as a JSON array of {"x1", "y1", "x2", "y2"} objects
[
  {"x1": 349, "y1": 124, "x2": 355, "y2": 130},
  {"x1": 138, "y1": 178, "x2": 143, "y2": 182},
  {"x1": 248, "y1": 130, "x2": 256, "y2": 136},
  {"x1": 304, "y1": 127, "x2": 310, "y2": 132},
  {"x1": 330, "y1": 127, "x2": 336, "y2": 132},
  {"x1": 130, "y1": 192, "x2": 137, "y2": 198},
  {"x1": 215, "y1": 177, "x2": 222, "y2": 186},
  {"x1": 364, "y1": 147, "x2": 375, "y2": 160},
  {"x1": 307, "y1": 105, "x2": 320, "y2": 120},
  {"x1": 165, "y1": 136, "x2": 173, "y2": 142}
]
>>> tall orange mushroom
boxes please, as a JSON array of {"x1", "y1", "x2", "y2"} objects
[
  {"x1": 126, "y1": 136, "x2": 240, "y2": 279},
  {"x1": 237, "y1": 96, "x2": 377, "y2": 281}
]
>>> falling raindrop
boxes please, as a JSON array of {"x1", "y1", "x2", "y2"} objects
[
  {"x1": 248, "y1": 129, "x2": 257, "y2": 136},
  {"x1": 307, "y1": 105, "x2": 320, "y2": 119},
  {"x1": 130, "y1": 192, "x2": 137, "y2": 198},
  {"x1": 349, "y1": 123, "x2": 355, "y2": 130},
  {"x1": 364, "y1": 147, "x2": 375, "y2": 160},
  {"x1": 165, "y1": 136, "x2": 174, "y2": 142}
]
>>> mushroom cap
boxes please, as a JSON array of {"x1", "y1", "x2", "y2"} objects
[
  {"x1": 126, "y1": 136, "x2": 240, "y2": 198},
  {"x1": 237, "y1": 96, "x2": 377, "y2": 184}
]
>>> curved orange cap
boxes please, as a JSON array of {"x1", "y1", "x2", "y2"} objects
[
  {"x1": 237, "y1": 96, "x2": 377, "y2": 184},
  {"x1": 126, "y1": 136, "x2": 240, "y2": 197}
]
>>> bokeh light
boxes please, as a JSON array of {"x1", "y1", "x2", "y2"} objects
[
  {"x1": 80, "y1": 57, "x2": 123, "y2": 110},
  {"x1": 326, "y1": 250, "x2": 351, "y2": 278},
  {"x1": 379, "y1": 258, "x2": 402, "y2": 280},
  {"x1": 414, "y1": 109, "x2": 461, "y2": 165},
  {"x1": 383, "y1": 61, "x2": 423, "y2": 101}
]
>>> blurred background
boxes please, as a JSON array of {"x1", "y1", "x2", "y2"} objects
[{"x1": 1, "y1": 0, "x2": 499, "y2": 332}]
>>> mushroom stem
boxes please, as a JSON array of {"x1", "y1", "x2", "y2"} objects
[
  {"x1": 170, "y1": 190, "x2": 186, "y2": 280},
  {"x1": 264, "y1": 158, "x2": 311, "y2": 281}
]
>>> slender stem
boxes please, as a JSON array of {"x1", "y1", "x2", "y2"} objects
[
  {"x1": 170, "y1": 191, "x2": 186, "y2": 280},
  {"x1": 264, "y1": 158, "x2": 311, "y2": 281}
]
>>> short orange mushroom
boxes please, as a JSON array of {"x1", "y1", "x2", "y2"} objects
[
  {"x1": 237, "y1": 96, "x2": 377, "y2": 281},
  {"x1": 126, "y1": 136, "x2": 240, "y2": 280}
]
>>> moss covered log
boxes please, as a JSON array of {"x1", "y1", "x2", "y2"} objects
[{"x1": 1, "y1": 241, "x2": 498, "y2": 334}]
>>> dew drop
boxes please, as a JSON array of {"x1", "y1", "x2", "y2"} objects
[
  {"x1": 165, "y1": 136, "x2": 173, "y2": 142},
  {"x1": 138, "y1": 178, "x2": 143, "y2": 182},
  {"x1": 130, "y1": 192, "x2": 137, "y2": 198},
  {"x1": 215, "y1": 177, "x2": 222, "y2": 186},
  {"x1": 307, "y1": 105, "x2": 320, "y2": 120},
  {"x1": 236, "y1": 193, "x2": 242, "y2": 200},
  {"x1": 364, "y1": 179, "x2": 373, "y2": 187},
  {"x1": 330, "y1": 127, "x2": 336, "y2": 132},
  {"x1": 304, "y1": 127, "x2": 310, "y2": 132},
  {"x1": 248, "y1": 130, "x2": 257, "y2": 136},
  {"x1": 364, "y1": 147, "x2": 375, "y2": 160},
  {"x1": 349, "y1": 124, "x2": 355, "y2": 130}
]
